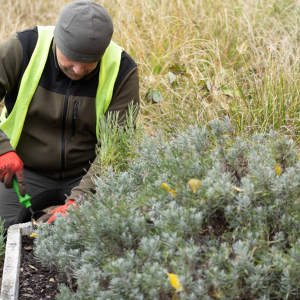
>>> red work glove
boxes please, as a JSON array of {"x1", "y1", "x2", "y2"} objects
[
  {"x1": 0, "y1": 151, "x2": 26, "y2": 196},
  {"x1": 37, "y1": 200, "x2": 77, "y2": 224}
]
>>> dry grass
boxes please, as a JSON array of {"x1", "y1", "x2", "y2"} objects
[{"x1": 1, "y1": 0, "x2": 300, "y2": 137}]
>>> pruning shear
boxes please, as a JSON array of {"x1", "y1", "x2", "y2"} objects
[{"x1": 13, "y1": 178, "x2": 47, "y2": 229}]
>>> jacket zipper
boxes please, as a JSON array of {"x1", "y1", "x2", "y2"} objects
[
  {"x1": 72, "y1": 101, "x2": 79, "y2": 136},
  {"x1": 60, "y1": 80, "x2": 72, "y2": 177}
]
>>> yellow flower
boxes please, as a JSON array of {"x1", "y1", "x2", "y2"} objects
[
  {"x1": 161, "y1": 183, "x2": 171, "y2": 191},
  {"x1": 30, "y1": 232, "x2": 37, "y2": 238},
  {"x1": 161, "y1": 183, "x2": 177, "y2": 197},
  {"x1": 167, "y1": 273, "x2": 183, "y2": 291},
  {"x1": 275, "y1": 163, "x2": 281, "y2": 176},
  {"x1": 188, "y1": 178, "x2": 202, "y2": 193}
]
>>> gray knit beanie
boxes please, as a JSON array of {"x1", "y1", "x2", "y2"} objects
[{"x1": 54, "y1": 0, "x2": 114, "y2": 63}]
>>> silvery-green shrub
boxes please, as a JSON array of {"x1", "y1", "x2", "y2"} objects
[{"x1": 35, "y1": 117, "x2": 300, "y2": 299}]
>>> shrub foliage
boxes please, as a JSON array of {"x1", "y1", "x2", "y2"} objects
[{"x1": 35, "y1": 118, "x2": 300, "y2": 299}]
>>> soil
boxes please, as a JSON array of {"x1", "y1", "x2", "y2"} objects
[{"x1": 19, "y1": 235, "x2": 61, "y2": 300}]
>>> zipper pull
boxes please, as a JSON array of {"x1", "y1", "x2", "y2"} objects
[
  {"x1": 72, "y1": 101, "x2": 79, "y2": 137},
  {"x1": 73, "y1": 101, "x2": 79, "y2": 119}
]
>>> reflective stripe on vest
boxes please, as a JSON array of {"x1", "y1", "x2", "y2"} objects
[{"x1": 0, "y1": 25, "x2": 123, "y2": 149}]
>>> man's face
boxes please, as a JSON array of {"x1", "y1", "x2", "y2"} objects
[{"x1": 56, "y1": 46, "x2": 98, "y2": 81}]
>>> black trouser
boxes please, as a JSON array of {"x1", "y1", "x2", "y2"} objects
[{"x1": 0, "y1": 167, "x2": 82, "y2": 229}]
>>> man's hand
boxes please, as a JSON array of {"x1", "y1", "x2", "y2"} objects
[
  {"x1": 0, "y1": 151, "x2": 26, "y2": 196},
  {"x1": 37, "y1": 200, "x2": 77, "y2": 224}
]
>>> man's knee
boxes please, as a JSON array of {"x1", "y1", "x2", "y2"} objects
[{"x1": 0, "y1": 193, "x2": 29, "y2": 229}]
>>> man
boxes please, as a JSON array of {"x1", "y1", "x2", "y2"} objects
[{"x1": 0, "y1": 0, "x2": 139, "y2": 228}]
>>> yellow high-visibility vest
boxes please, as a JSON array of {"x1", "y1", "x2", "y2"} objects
[{"x1": 0, "y1": 25, "x2": 123, "y2": 148}]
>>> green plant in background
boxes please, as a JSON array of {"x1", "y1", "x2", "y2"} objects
[
  {"x1": 93, "y1": 102, "x2": 141, "y2": 174},
  {"x1": 35, "y1": 118, "x2": 300, "y2": 299}
]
